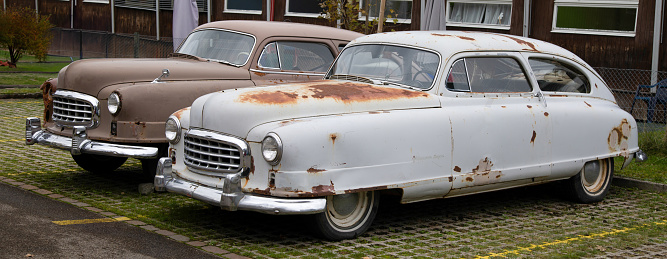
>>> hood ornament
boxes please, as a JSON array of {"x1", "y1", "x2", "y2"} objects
[{"x1": 152, "y1": 69, "x2": 170, "y2": 84}]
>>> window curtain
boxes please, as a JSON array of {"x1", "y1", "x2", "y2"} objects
[
  {"x1": 420, "y1": 0, "x2": 447, "y2": 30},
  {"x1": 449, "y1": 3, "x2": 510, "y2": 25}
]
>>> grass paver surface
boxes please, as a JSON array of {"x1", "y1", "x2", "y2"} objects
[{"x1": 1, "y1": 99, "x2": 666, "y2": 258}]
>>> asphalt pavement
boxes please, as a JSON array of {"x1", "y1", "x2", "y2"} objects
[{"x1": 0, "y1": 181, "x2": 221, "y2": 259}]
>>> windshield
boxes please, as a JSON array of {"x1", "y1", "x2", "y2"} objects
[
  {"x1": 329, "y1": 44, "x2": 440, "y2": 90},
  {"x1": 176, "y1": 29, "x2": 255, "y2": 66}
]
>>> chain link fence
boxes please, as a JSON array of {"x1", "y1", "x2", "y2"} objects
[
  {"x1": 597, "y1": 68, "x2": 667, "y2": 133},
  {"x1": 48, "y1": 28, "x2": 175, "y2": 59}
]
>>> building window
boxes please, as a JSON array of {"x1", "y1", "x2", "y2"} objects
[
  {"x1": 83, "y1": 0, "x2": 109, "y2": 3},
  {"x1": 446, "y1": 0, "x2": 511, "y2": 30},
  {"x1": 359, "y1": 0, "x2": 412, "y2": 24},
  {"x1": 286, "y1": 0, "x2": 324, "y2": 17},
  {"x1": 115, "y1": 0, "x2": 208, "y2": 12},
  {"x1": 225, "y1": 0, "x2": 262, "y2": 14},
  {"x1": 552, "y1": 0, "x2": 638, "y2": 37}
]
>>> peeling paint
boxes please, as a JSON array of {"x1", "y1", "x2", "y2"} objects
[
  {"x1": 454, "y1": 166, "x2": 461, "y2": 172},
  {"x1": 237, "y1": 81, "x2": 430, "y2": 105},
  {"x1": 458, "y1": 158, "x2": 503, "y2": 186},
  {"x1": 312, "y1": 184, "x2": 335, "y2": 195},
  {"x1": 608, "y1": 119, "x2": 631, "y2": 154}
]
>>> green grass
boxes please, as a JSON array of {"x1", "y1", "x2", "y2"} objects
[
  {"x1": 0, "y1": 88, "x2": 41, "y2": 95},
  {"x1": 0, "y1": 49, "x2": 76, "y2": 63},
  {"x1": 0, "y1": 62, "x2": 68, "y2": 72},
  {"x1": 0, "y1": 73, "x2": 56, "y2": 85}
]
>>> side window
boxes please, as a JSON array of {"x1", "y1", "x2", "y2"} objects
[
  {"x1": 446, "y1": 57, "x2": 532, "y2": 93},
  {"x1": 529, "y1": 58, "x2": 591, "y2": 93},
  {"x1": 258, "y1": 41, "x2": 335, "y2": 72}
]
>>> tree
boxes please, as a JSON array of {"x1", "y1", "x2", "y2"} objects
[
  {"x1": 319, "y1": 0, "x2": 398, "y2": 35},
  {"x1": 0, "y1": 7, "x2": 53, "y2": 67}
]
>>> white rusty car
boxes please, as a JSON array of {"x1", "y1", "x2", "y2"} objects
[{"x1": 154, "y1": 31, "x2": 646, "y2": 240}]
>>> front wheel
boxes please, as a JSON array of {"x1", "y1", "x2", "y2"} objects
[
  {"x1": 566, "y1": 158, "x2": 614, "y2": 203},
  {"x1": 72, "y1": 153, "x2": 127, "y2": 173},
  {"x1": 311, "y1": 191, "x2": 379, "y2": 240}
]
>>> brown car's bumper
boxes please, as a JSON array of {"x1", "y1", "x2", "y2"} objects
[{"x1": 25, "y1": 117, "x2": 159, "y2": 159}]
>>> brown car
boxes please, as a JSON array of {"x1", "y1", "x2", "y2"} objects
[{"x1": 25, "y1": 20, "x2": 362, "y2": 175}]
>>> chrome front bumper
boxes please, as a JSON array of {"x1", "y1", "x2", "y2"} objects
[
  {"x1": 25, "y1": 117, "x2": 159, "y2": 159},
  {"x1": 154, "y1": 157, "x2": 326, "y2": 215}
]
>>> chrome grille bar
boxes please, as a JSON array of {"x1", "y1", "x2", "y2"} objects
[
  {"x1": 183, "y1": 129, "x2": 251, "y2": 175},
  {"x1": 51, "y1": 90, "x2": 100, "y2": 128}
]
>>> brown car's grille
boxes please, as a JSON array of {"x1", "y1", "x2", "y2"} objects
[
  {"x1": 184, "y1": 133, "x2": 242, "y2": 174},
  {"x1": 52, "y1": 95, "x2": 95, "y2": 126}
]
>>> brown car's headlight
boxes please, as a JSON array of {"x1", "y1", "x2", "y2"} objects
[
  {"x1": 108, "y1": 92, "x2": 121, "y2": 115},
  {"x1": 262, "y1": 133, "x2": 282, "y2": 165},
  {"x1": 165, "y1": 116, "x2": 181, "y2": 144}
]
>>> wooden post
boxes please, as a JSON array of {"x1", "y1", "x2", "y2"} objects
[{"x1": 377, "y1": 0, "x2": 386, "y2": 32}]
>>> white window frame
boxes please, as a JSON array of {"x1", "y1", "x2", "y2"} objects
[
  {"x1": 285, "y1": 0, "x2": 323, "y2": 18},
  {"x1": 552, "y1": 0, "x2": 638, "y2": 37},
  {"x1": 224, "y1": 0, "x2": 262, "y2": 15},
  {"x1": 445, "y1": 0, "x2": 512, "y2": 30},
  {"x1": 83, "y1": 0, "x2": 109, "y2": 3},
  {"x1": 358, "y1": 0, "x2": 413, "y2": 24}
]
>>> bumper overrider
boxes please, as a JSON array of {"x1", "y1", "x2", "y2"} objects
[
  {"x1": 154, "y1": 157, "x2": 326, "y2": 215},
  {"x1": 25, "y1": 117, "x2": 159, "y2": 159}
]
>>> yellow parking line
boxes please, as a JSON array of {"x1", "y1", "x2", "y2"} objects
[
  {"x1": 53, "y1": 217, "x2": 131, "y2": 226},
  {"x1": 3, "y1": 101, "x2": 40, "y2": 104},
  {"x1": 474, "y1": 219, "x2": 667, "y2": 258},
  {"x1": 0, "y1": 116, "x2": 24, "y2": 120}
]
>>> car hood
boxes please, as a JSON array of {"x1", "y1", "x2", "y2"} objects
[
  {"x1": 190, "y1": 80, "x2": 442, "y2": 139},
  {"x1": 57, "y1": 57, "x2": 250, "y2": 97}
]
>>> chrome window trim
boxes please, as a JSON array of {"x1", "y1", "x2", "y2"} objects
[
  {"x1": 52, "y1": 90, "x2": 101, "y2": 129},
  {"x1": 249, "y1": 68, "x2": 326, "y2": 77},
  {"x1": 184, "y1": 128, "x2": 252, "y2": 177}
]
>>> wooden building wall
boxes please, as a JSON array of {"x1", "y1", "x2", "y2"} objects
[{"x1": 530, "y1": 0, "x2": 655, "y2": 70}]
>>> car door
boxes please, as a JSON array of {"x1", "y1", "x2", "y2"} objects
[
  {"x1": 442, "y1": 52, "x2": 552, "y2": 195},
  {"x1": 249, "y1": 38, "x2": 337, "y2": 85}
]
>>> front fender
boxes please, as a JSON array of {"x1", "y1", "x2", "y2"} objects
[{"x1": 247, "y1": 108, "x2": 453, "y2": 201}]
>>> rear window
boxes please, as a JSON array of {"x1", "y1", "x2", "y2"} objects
[{"x1": 528, "y1": 58, "x2": 591, "y2": 93}]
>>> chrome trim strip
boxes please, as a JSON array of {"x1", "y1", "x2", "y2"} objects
[
  {"x1": 52, "y1": 90, "x2": 101, "y2": 129},
  {"x1": 249, "y1": 68, "x2": 325, "y2": 77},
  {"x1": 25, "y1": 118, "x2": 158, "y2": 159},
  {"x1": 154, "y1": 157, "x2": 326, "y2": 215}
]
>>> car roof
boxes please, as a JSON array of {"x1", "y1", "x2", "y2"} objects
[
  {"x1": 195, "y1": 20, "x2": 364, "y2": 42},
  {"x1": 350, "y1": 31, "x2": 585, "y2": 64}
]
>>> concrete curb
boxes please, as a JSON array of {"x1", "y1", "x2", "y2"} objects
[{"x1": 613, "y1": 176, "x2": 667, "y2": 193}]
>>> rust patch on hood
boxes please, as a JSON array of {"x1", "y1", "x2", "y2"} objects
[
  {"x1": 608, "y1": 119, "x2": 631, "y2": 153},
  {"x1": 237, "y1": 81, "x2": 430, "y2": 105}
]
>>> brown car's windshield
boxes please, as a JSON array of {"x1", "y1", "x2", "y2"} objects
[{"x1": 176, "y1": 29, "x2": 255, "y2": 66}]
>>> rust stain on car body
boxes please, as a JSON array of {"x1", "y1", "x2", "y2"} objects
[
  {"x1": 237, "y1": 81, "x2": 430, "y2": 105},
  {"x1": 307, "y1": 167, "x2": 326, "y2": 173},
  {"x1": 544, "y1": 112, "x2": 549, "y2": 117},
  {"x1": 172, "y1": 107, "x2": 189, "y2": 120},
  {"x1": 431, "y1": 33, "x2": 475, "y2": 41},
  {"x1": 330, "y1": 133, "x2": 338, "y2": 145},
  {"x1": 608, "y1": 119, "x2": 631, "y2": 154},
  {"x1": 453, "y1": 166, "x2": 461, "y2": 172},
  {"x1": 312, "y1": 184, "x2": 335, "y2": 196},
  {"x1": 531, "y1": 130, "x2": 537, "y2": 144},
  {"x1": 584, "y1": 101, "x2": 592, "y2": 107},
  {"x1": 253, "y1": 71, "x2": 267, "y2": 77},
  {"x1": 496, "y1": 34, "x2": 538, "y2": 52},
  {"x1": 527, "y1": 105, "x2": 533, "y2": 109},
  {"x1": 460, "y1": 158, "x2": 503, "y2": 186}
]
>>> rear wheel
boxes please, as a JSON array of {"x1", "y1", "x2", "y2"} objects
[
  {"x1": 312, "y1": 191, "x2": 379, "y2": 240},
  {"x1": 566, "y1": 158, "x2": 614, "y2": 203},
  {"x1": 72, "y1": 153, "x2": 127, "y2": 173}
]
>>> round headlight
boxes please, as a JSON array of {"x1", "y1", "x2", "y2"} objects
[
  {"x1": 108, "y1": 92, "x2": 121, "y2": 115},
  {"x1": 165, "y1": 116, "x2": 181, "y2": 144},
  {"x1": 261, "y1": 133, "x2": 282, "y2": 165}
]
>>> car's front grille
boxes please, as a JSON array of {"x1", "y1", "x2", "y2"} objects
[
  {"x1": 52, "y1": 91, "x2": 99, "y2": 128},
  {"x1": 184, "y1": 131, "x2": 244, "y2": 174}
]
